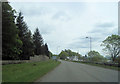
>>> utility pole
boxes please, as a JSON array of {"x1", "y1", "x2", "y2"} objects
[{"x1": 86, "y1": 37, "x2": 92, "y2": 52}]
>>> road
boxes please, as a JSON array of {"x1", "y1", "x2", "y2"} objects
[{"x1": 35, "y1": 60, "x2": 119, "y2": 82}]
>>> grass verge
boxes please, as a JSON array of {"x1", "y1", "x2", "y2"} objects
[
  {"x1": 2, "y1": 60, "x2": 61, "y2": 83},
  {"x1": 73, "y1": 61, "x2": 120, "y2": 71}
]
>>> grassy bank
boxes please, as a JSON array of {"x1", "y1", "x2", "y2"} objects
[
  {"x1": 2, "y1": 60, "x2": 61, "y2": 83},
  {"x1": 73, "y1": 61, "x2": 120, "y2": 71}
]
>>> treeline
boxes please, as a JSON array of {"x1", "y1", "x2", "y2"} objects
[
  {"x1": 59, "y1": 49, "x2": 81, "y2": 59},
  {"x1": 59, "y1": 49, "x2": 107, "y2": 62},
  {"x1": 2, "y1": 2, "x2": 50, "y2": 60},
  {"x1": 87, "y1": 51, "x2": 107, "y2": 62}
]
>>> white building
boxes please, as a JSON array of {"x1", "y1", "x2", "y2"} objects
[{"x1": 70, "y1": 56, "x2": 79, "y2": 61}]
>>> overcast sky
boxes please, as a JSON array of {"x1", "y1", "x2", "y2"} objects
[{"x1": 10, "y1": 1, "x2": 118, "y2": 56}]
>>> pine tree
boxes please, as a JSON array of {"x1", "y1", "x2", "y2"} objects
[
  {"x1": 16, "y1": 12, "x2": 34, "y2": 60},
  {"x1": 33, "y1": 28, "x2": 43, "y2": 55},
  {"x1": 44, "y1": 43, "x2": 50, "y2": 59},
  {"x1": 2, "y1": 2, "x2": 22, "y2": 60},
  {"x1": 25, "y1": 30, "x2": 34, "y2": 56},
  {"x1": 16, "y1": 12, "x2": 28, "y2": 38}
]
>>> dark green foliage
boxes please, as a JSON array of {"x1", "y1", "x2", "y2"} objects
[
  {"x1": 16, "y1": 12, "x2": 34, "y2": 60},
  {"x1": 41, "y1": 43, "x2": 50, "y2": 58},
  {"x1": 49, "y1": 51, "x2": 53, "y2": 59},
  {"x1": 25, "y1": 30, "x2": 34, "y2": 56},
  {"x1": 33, "y1": 28, "x2": 44, "y2": 55},
  {"x1": 2, "y1": 2, "x2": 22, "y2": 60},
  {"x1": 2, "y1": 2, "x2": 51, "y2": 60},
  {"x1": 44, "y1": 43, "x2": 50, "y2": 58}
]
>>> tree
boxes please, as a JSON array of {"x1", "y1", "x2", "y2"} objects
[
  {"x1": 88, "y1": 50, "x2": 104, "y2": 62},
  {"x1": 33, "y1": 28, "x2": 44, "y2": 55},
  {"x1": 16, "y1": 12, "x2": 34, "y2": 60},
  {"x1": 2, "y1": 2, "x2": 22, "y2": 60},
  {"x1": 44, "y1": 43, "x2": 50, "y2": 59},
  {"x1": 59, "y1": 51, "x2": 68, "y2": 59},
  {"x1": 115, "y1": 56, "x2": 120, "y2": 66},
  {"x1": 101, "y1": 35, "x2": 120, "y2": 62},
  {"x1": 59, "y1": 49, "x2": 82, "y2": 60},
  {"x1": 80, "y1": 55, "x2": 88, "y2": 61},
  {"x1": 49, "y1": 51, "x2": 53, "y2": 59},
  {"x1": 25, "y1": 30, "x2": 34, "y2": 56}
]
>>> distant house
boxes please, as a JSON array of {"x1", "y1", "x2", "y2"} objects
[
  {"x1": 70, "y1": 56, "x2": 79, "y2": 61},
  {"x1": 67, "y1": 56, "x2": 70, "y2": 60},
  {"x1": 79, "y1": 59, "x2": 83, "y2": 61},
  {"x1": 73, "y1": 56, "x2": 79, "y2": 61},
  {"x1": 52, "y1": 56, "x2": 57, "y2": 60},
  {"x1": 107, "y1": 59, "x2": 112, "y2": 62}
]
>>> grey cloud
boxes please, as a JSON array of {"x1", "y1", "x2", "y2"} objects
[
  {"x1": 89, "y1": 21, "x2": 117, "y2": 37},
  {"x1": 22, "y1": 7, "x2": 49, "y2": 16},
  {"x1": 95, "y1": 22, "x2": 114, "y2": 28},
  {"x1": 67, "y1": 39, "x2": 90, "y2": 49},
  {"x1": 52, "y1": 11, "x2": 71, "y2": 21},
  {"x1": 74, "y1": 36, "x2": 102, "y2": 43},
  {"x1": 14, "y1": 2, "x2": 52, "y2": 17},
  {"x1": 68, "y1": 43, "x2": 89, "y2": 49},
  {"x1": 90, "y1": 27, "x2": 117, "y2": 36},
  {"x1": 38, "y1": 22, "x2": 55, "y2": 35},
  {"x1": 40, "y1": 26, "x2": 54, "y2": 35},
  {"x1": 87, "y1": 27, "x2": 118, "y2": 48}
]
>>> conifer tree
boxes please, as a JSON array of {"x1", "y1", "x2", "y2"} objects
[
  {"x1": 33, "y1": 28, "x2": 43, "y2": 55},
  {"x1": 2, "y1": 2, "x2": 22, "y2": 60},
  {"x1": 16, "y1": 12, "x2": 34, "y2": 60}
]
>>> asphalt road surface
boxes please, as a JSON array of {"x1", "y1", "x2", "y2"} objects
[{"x1": 36, "y1": 60, "x2": 119, "y2": 82}]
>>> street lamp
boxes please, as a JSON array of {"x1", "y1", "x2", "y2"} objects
[{"x1": 86, "y1": 37, "x2": 92, "y2": 52}]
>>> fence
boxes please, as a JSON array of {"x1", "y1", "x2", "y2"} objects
[
  {"x1": 80, "y1": 61, "x2": 120, "y2": 67},
  {"x1": 2, "y1": 55, "x2": 49, "y2": 65}
]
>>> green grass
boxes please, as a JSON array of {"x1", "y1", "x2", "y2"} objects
[
  {"x1": 73, "y1": 61, "x2": 120, "y2": 71},
  {"x1": 2, "y1": 60, "x2": 61, "y2": 83}
]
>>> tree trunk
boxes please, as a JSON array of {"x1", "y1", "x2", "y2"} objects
[{"x1": 112, "y1": 57, "x2": 115, "y2": 62}]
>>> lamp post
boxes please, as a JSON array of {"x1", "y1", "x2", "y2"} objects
[
  {"x1": 86, "y1": 37, "x2": 92, "y2": 62},
  {"x1": 86, "y1": 37, "x2": 92, "y2": 52}
]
